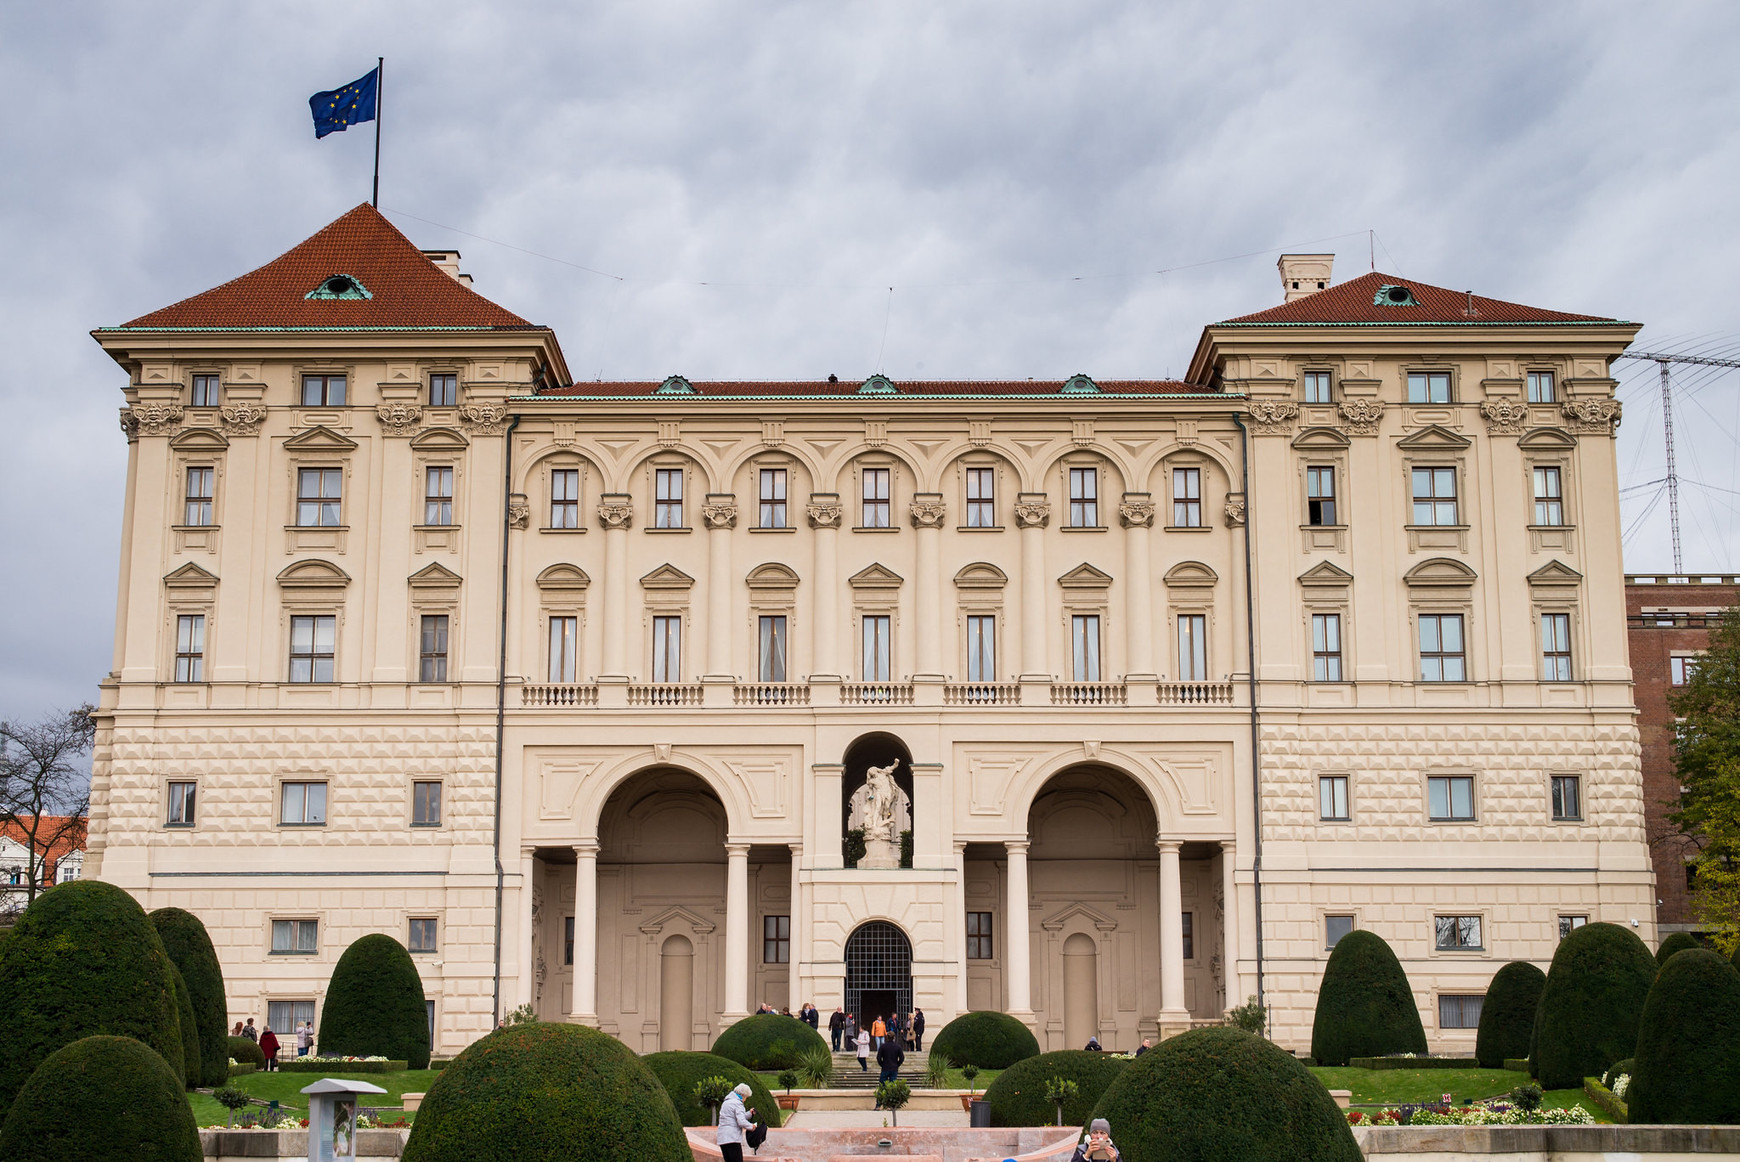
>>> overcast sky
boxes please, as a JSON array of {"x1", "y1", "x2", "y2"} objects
[{"x1": 3, "y1": 1, "x2": 1737, "y2": 723}]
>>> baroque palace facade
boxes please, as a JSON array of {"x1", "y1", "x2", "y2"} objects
[{"x1": 86, "y1": 206, "x2": 1652, "y2": 1057}]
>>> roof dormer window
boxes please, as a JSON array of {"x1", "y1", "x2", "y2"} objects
[
  {"x1": 1374, "y1": 284, "x2": 1418, "y2": 308},
  {"x1": 304, "y1": 274, "x2": 372, "y2": 301}
]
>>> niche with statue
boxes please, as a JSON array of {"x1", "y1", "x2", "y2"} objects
[{"x1": 842, "y1": 733, "x2": 913, "y2": 869}]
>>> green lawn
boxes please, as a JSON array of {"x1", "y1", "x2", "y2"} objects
[
  {"x1": 1307, "y1": 1067, "x2": 1607, "y2": 1123},
  {"x1": 189, "y1": 1070, "x2": 439, "y2": 1128}
]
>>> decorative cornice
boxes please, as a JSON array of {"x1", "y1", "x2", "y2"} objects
[
  {"x1": 909, "y1": 495, "x2": 947, "y2": 529},
  {"x1": 596, "y1": 497, "x2": 634, "y2": 530},
  {"x1": 1015, "y1": 495, "x2": 1051, "y2": 529},
  {"x1": 1118, "y1": 498, "x2": 1156, "y2": 529},
  {"x1": 458, "y1": 401, "x2": 510, "y2": 436},
  {"x1": 700, "y1": 497, "x2": 738, "y2": 530},
  {"x1": 806, "y1": 498, "x2": 843, "y2": 529},
  {"x1": 218, "y1": 401, "x2": 268, "y2": 436},
  {"x1": 1337, "y1": 398, "x2": 1385, "y2": 437},
  {"x1": 1478, "y1": 398, "x2": 1530, "y2": 437},
  {"x1": 1561, "y1": 397, "x2": 1622, "y2": 435},
  {"x1": 375, "y1": 401, "x2": 424, "y2": 436},
  {"x1": 119, "y1": 402, "x2": 183, "y2": 440},
  {"x1": 1245, "y1": 399, "x2": 1300, "y2": 433},
  {"x1": 1223, "y1": 493, "x2": 1247, "y2": 527}
]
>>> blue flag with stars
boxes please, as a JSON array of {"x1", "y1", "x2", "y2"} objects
[{"x1": 309, "y1": 68, "x2": 378, "y2": 139}]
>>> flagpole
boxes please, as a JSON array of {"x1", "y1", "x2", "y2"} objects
[{"x1": 372, "y1": 57, "x2": 384, "y2": 207}]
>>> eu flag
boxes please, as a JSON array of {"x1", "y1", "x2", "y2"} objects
[{"x1": 309, "y1": 68, "x2": 379, "y2": 139}]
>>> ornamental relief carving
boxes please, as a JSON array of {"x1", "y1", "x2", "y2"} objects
[
  {"x1": 1561, "y1": 397, "x2": 1622, "y2": 435},
  {"x1": 1014, "y1": 497, "x2": 1051, "y2": 529},
  {"x1": 596, "y1": 498, "x2": 634, "y2": 529},
  {"x1": 1336, "y1": 398, "x2": 1385, "y2": 437},
  {"x1": 458, "y1": 402, "x2": 510, "y2": 435},
  {"x1": 909, "y1": 497, "x2": 947, "y2": 529},
  {"x1": 806, "y1": 499, "x2": 843, "y2": 529},
  {"x1": 1118, "y1": 499, "x2": 1156, "y2": 528},
  {"x1": 700, "y1": 499, "x2": 738, "y2": 530},
  {"x1": 506, "y1": 498, "x2": 530, "y2": 529},
  {"x1": 375, "y1": 401, "x2": 424, "y2": 436},
  {"x1": 1245, "y1": 399, "x2": 1300, "y2": 433},
  {"x1": 1478, "y1": 399, "x2": 1530, "y2": 436},
  {"x1": 1223, "y1": 494, "x2": 1247, "y2": 527},
  {"x1": 218, "y1": 402, "x2": 267, "y2": 436},
  {"x1": 118, "y1": 402, "x2": 184, "y2": 439}
]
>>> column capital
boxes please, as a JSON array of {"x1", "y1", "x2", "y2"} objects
[
  {"x1": 788, "y1": 841, "x2": 803, "y2": 857},
  {"x1": 1218, "y1": 838, "x2": 1236, "y2": 854},
  {"x1": 1155, "y1": 838, "x2": 1182, "y2": 855},
  {"x1": 1005, "y1": 839, "x2": 1030, "y2": 856},
  {"x1": 725, "y1": 841, "x2": 753, "y2": 857},
  {"x1": 519, "y1": 845, "x2": 539, "y2": 858},
  {"x1": 572, "y1": 839, "x2": 600, "y2": 858},
  {"x1": 953, "y1": 839, "x2": 968, "y2": 855}
]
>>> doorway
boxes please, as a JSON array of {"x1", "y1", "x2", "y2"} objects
[{"x1": 843, "y1": 921, "x2": 912, "y2": 1041}]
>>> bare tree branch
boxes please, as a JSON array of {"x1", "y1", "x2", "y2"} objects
[{"x1": 0, "y1": 704, "x2": 95, "y2": 910}]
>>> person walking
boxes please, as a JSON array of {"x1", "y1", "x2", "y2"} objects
[
  {"x1": 296, "y1": 1021, "x2": 313, "y2": 1058},
  {"x1": 715, "y1": 1082, "x2": 760, "y2": 1162},
  {"x1": 829, "y1": 1007, "x2": 846, "y2": 1051},
  {"x1": 912, "y1": 1008, "x2": 925, "y2": 1053},
  {"x1": 871, "y1": 1014, "x2": 886, "y2": 1050},
  {"x1": 259, "y1": 1025, "x2": 280, "y2": 1072},
  {"x1": 855, "y1": 1026, "x2": 871, "y2": 1072},
  {"x1": 875, "y1": 1033, "x2": 906, "y2": 1092},
  {"x1": 242, "y1": 1018, "x2": 257, "y2": 1042}
]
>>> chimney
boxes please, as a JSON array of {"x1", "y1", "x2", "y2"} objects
[
  {"x1": 421, "y1": 250, "x2": 473, "y2": 286},
  {"x1": 1277, "y1": 254, "x2": 1334, "y2": 302}
]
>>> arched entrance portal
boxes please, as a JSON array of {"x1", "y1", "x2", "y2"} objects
[{"x1": 843, "y1": 921, "x2": 912, "y2": 1035}]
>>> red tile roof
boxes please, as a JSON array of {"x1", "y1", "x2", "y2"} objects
[
  {"x1": 0, "y1": 816, "x2": 86, "y2": 883},
  {"x1": 118, "y1": 204, "x2": 536, "y2": 330},
  {"x1": 1219, "y1": 271, "x2": 1620, "y2": 326},
  {"x1": 535, "y1": 378, "x2": 1214, "y2": 399}
]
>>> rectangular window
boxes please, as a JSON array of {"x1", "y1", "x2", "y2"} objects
[
  {"x1": 1551, "y1": 774, "x2": 1582, "y2": 822},
  {"x1": 861, "y1": 467, "x2": 891, "y2": 528},
  {"x1": 1319, "y1": 775, "x2": 1350, "y2": 821},
  {"x1": 1325, "y1": 914, "x2": 1354, "y2": 949},
  {"x1": 167, "y1": 781, "x2": 197, "y2": 826},
  {"x1": 1671, "y1": 656, "x2": 1697, "y2": 686},
  {"x1": 862, "y1": 615, "x2": 891, "y2": 682},
  {"x1": 550, "y1": 469, "x2": 580, "y2": 528},
  {"x1": 296, "y1": 467, "x2": 343, "y2": 527},
  {"x1": 1071, "y1": 614, "x2": 1102, "y2": 682},
  {"x1": 1306, "y1": 466, "x2": 1336, "y2": 526},
  {"x1": 184, "y1": 466, "x2": 215, "y2": 526},
  {"x1": 1428, "y1": 775, "x2": 1476, "y2": 822},
  {"x1": 965, "y1": 467, "x2": 995, "y2": 527},
  {"x1": 1527, "y1": 370, "x2": 1556, "y2": 403},
  {"x1": 652, "y1": 616, "x2": 682, "y2": 683},
  {"x1": 424, "y1": 466, "x2": 454, "y2": 526},
  {"x1": 759, "y1": 468, "x2": 788, "y2": 528},
  {"x1": 548, "y1": 616, "x2": 577, "y2": 683},
  {"x1": 966, "y1": 615, "x2": 996, "y2": 682},
  {"x1": 564, "y1": 916, "x2": 575, "y2": 965},
  {"x1": 1181, "y1": 911, "x2": 1195, "y2": 960},
  {"x1": 412, "y1": 780, "x2": 442, "y2": 827},
  {"x1": 288, "y1": 615, "x2": 336, "y2": 683},
  {"x1": 1558, "y1": 914, "x2": 1588, "y2": 940},
  {"x1": 1172, "y1": 467, "x2": 1202, "y2": 527},
  {"x1": 1407, "y1": 371, "x2": 1451, "y2": 404},
  {"x1": 429, "y1": 372, "x2": 458, "y2": 407},
  {"x1": 654, "y1": 468, "x2": 684, "y2": 528},
  {"x1": 1439, "y1": 994, "x2": 1484, "y2": 1028},
  {"x1": 268, "y1": 1000, "x2": 316, "y2": 1036},
  {"x1": 174, "y1": 614, "x2": 205, "y2": 682},
  {"x1": 966, "y1": 911, "x2": 994, "y2": 959},
  {"x1": 280, "y1": 781, "x2": 328, "y2": 825},
  {"x1": 763, "y1": 914, "x2": 791, "y2": 963},
  {"x1": 419, "y1": 615, "x2": 449, "y2": 683},
  {"x1": 1311, "y1": 613, "x2": 1343, "y2": 682},
  {"x1": 191, "y1": 373, "x2": 220, "y2": 408},
  {"x1": 1541, "y1": 613, "x2": 1572, "y2": 681},
  {"x1": 1069, "y1": 467, "x2": 1099, "y2": 527},
  {"x1": 758, "y1": 615, "x2": 788, "y2": 683},
  {"x1": 1435, "y1": 915, "x2": 1484, "y2": 951},
  {"x1": 1303, "y1": 371, "x2": 1332, "y2": 404},
  {"x1": 1177, "y1": 614, "x2": 1207, "y2": 681},
  {"x1": 270, "y1": 919, "x2": 318, "y2": 954},
  {"x1": 1533, "y1": 466, "x2": 1564, "y2": 525},
  {"x1": 300, "y1": 374, "x2": 346, "y2": 407},
  {"x1": 1411, "y1": 467, "x2": 1458, "y2": 526},
  {"x1": 1418, "y1": 614, "x2": 1466, "y2": 682},
  {"x1": 408, "y1": 918, "x2": 438, "y2": 953}
]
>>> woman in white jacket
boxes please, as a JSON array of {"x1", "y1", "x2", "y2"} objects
[
  {"x1": 855, "y1": 1026, "x2": 872, "y2": 1072},
  {"x1": 716, "y1": 1082, "x2": 759, "y2": 1162}
]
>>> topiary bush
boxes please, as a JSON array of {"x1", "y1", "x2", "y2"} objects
[
  {"x1": 150, "y1": 907, "x2": 230, "y2": 1087},
  {"x1": 1091, "y1": 1026, "x2": 1361, "y2": 1162},
  {"x1": 318, "y1": 933, "x2": 431, "y2": 1069},
  {"x1": 0, "y1": 880, "x2": 185, "y2": 1114},
  {"x1": 1474, "y1": 960, "x2": 1546, "y2": 1069},
  {"x1": 402, "y1": 1022, "x2": 689, "y2": 1162},
  {"x1": 1533, "y1": 921, "x2": 1657, "y2": 1089},
  {"x1": 1309, "y1": 929, "x2": 1426, "y2": 1066},
  {"x1": 0, "y1": 1035, "x2": 201, "y2": 1162},
  {"x1": 228, "y1": 1035, "x2": 266, "y2": 1068},
  {"x1": 709, "y1": 1012, "x2": 828, "y2": 1071},
  {"x1": 1628, "y1": 948, "x2": 1740, "y2": 1124},
  {"x1": 983, "y1": 1049, "x2": 1128, "y2": 1127},
  {"x1": 928, "y1": 1010, "x2": 1041, "y2": 1070},
  {"x1": 1655, "y1": 932, "x2": 1702, "y2": 965},
  {"x1": 169, "y1": 965, "x2": 200, "y2": 1089},
  {"x1": 641, "y1": 1050, "x2": 781, "y2": 1128}
]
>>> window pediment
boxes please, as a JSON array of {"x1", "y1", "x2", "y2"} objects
[
  {"x1": 163, "y1": 562, "x2": 219, "y2": 592},
  {"x1": 276, "y1": 558, "x2": 351, "y2": 588},
  {"x1": 1403, "y1": 557, "x2": 1477, "y2": 589},
  {"x1": 408, "y1": 562, "x2": 462, "y2": 591},
  {"x1": 536, "y1": 563, "x2": 591, "y2": 591},
  {"x1": 640, "y1": 564, "x2": 695, "y2": 591},
  {"x1": 1527, "y1": 560, "x2": 1583, "y2": 588},
  {"x1": 954, "y1": 562, "x2": 1009, "y2": 589},
  {"x1": 1291, "y1": 426, "x2": 1350, "y2": 450},
  {"x1": 1298, "y1": 561, "x2": 1353, "y2": 589},
  {"x1": 283, "y1": 425, "x2": 358, "y2": 451},
  {"x1": 746, "y1": 562, "x2": 800, "y2": 590},
  {"x1": 1518, "y1": 427, "x2": 1577, "y2": 449},
  {"x1": 1163, "y1": 561, "x2": 1219, "y2": 589},
  {"x1": 1040, "y1": 900, "x2": 1119, "y2": 933},
  {"x1": 410, "y1": 426, "x2": 469, "y2": 450},
  {"x1": 169, "y1": 427, "x2": 229, "y2": 451},
  {"x1": 1058, "y1": 562, "x2": 1113, "y2": 589},
  {"x1": 849, "y1": 563, "x2": 904, "y2": 590},
  {"x1": 1396, "y1": 424, "x2": 1472, "y2": 451}
]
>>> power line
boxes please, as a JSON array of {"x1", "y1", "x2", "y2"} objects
[{"x1": 1614, "y1": 350, "x2": 1740, "y2": 571}]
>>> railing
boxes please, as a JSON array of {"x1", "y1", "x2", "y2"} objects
[
  {"x1": 841, "y1": 682, "x2": 915, "y2": 705},
  {"x1": 1050, "y1": 682, "x2": 1127, "y2": 705},
  {"x1": 1626, "y1": 574, "x2": 1740, "y2": 585},
  {"x1": 943, "y1": 682, "x2": 1022, "y2": 706},
  {"x1": 626, "y1": 683, "x2": 704, "y2": 707},
  {"x1": 1629, "y1": 613, "x2": 1714, "y2": 628},
  {"x1": 733, "y1": 682, "x2": 811, "y2": 706},
  {"x1": 521, "y1": 683, "x2": 599, "y2": 707},
  {"x1": 1157, "y1": 681, "x2": 1236, "y2": 705}
]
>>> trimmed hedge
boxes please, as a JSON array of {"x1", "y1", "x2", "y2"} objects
[
  {"x1": 150, "y1": 908, "x2": 230, "y2": 1087},
  {"x1": 0, "y1": 1035, "x2": 201, "y2": 1162},
  {"x1": 227, "y1": 1036, "x2": 266, "y2": 1068},
  {"x1": 1503, "y1": 1057, "x2": 1530, "y2": 1072},
  {"x1": 1474, "y1": 960, "x2": 1547, "y2": 1069},
  {"x1": 1533, "y1": 921, "x2": 1657, "y2": 1089},
  {"x1": 1628, "y1": 948, "x2": 1740, "y2": 1124},
  {"x1": 1309, "y1": 930, "x2": 1426, "y2": 1067},
  {"x1": 642, "y1": 1050, "x2": 782, "y2": 1128},
  {"x1": 318, "y1": 934, "x2": 431, "y2": 1069},
  {"x1": 1345, "y1": 1056, "x2": 1479, "y2": 1070},
  {"x1": 0, "y1": 880, "x2": 185, "y2": 1114},
  {"x1": 983, "y1": 1049, "x2": 1128, "y2": 1127},
  {"x1": 929, "y1": 1011, "x2": 1041, "y2": 1071},
  {"x1": 227, "y1": 1062, "x2": 257, "y2": 1077},
  {"x1": 1584, "y1": 1075, "x2": 1628, "y2": 1123},
  {"x1": 402, "y1": 1023, "x2": 689, "y2": 1162},
  {"x1": 1654, "y1": 932, "x2": 1702, "y2": 965},
  {"x1": 277, "y1": 1058, "x2": 408, "y2": 1073},
  {"x1": 1091, "y1": 1026, "x2": 1361, "y2": 1162},
  {"x1": 710, "y1": 1013, "x2": 828, "y2": 1071},
  {"x1": 169, "y1": 965, "x2": 200, "y2": 1088}
]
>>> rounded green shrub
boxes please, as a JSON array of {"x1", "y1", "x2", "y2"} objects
[
  {"x1": 1628, "y1": 948, "x2": 1740, "y2": 1124},
  {"x1": 0, "y1": 880, "x2": 185, "y2": 1114},
  {"x1": 402, "y1": 1022, "x2": 688, "y2": 1162},
  {"x1": 150, "y1": 908, "x2": 230, "y2": 1087},
  {"x1": 983, "y1": 1049, "x2": 1128, "y2": 1127},
  {"x1": 641, "y1": 1050, "x2": 781, "y2": 1128},
  {"x1": 709, "y1": 1013, "x2": 828, "y2": 1071},
  {"x1": 1309, "y1": 929, "x2": 1426, "y2": 1066},
  {"x1": 928, "y1": 1010, "x2": 1041, "y2": 1071},
  {"x1": 1655, "y1": 932, "x2": 1702, "y2": 965},
  {"x1": 318, "y1": 934, "x2": 431, "y2": 1069},
  {"x1": 169, "y1": 965, "x2": 199, "y2": 1089},
  {"x1": 1534, "y1": 921, "x2": 1657, "y2": 1089},
  {"x1": 1090, "y1": 1026, "x2": 1361, "y2": 1162},
  {"x1": 1474, "y1": 960, "x2": 1546, "y2": 1069},
  {"x1": 228, "y1": 1035, "x2": 265, "y2": 1068},
  {"x1": 0, "y1": 1035, "x2": 201, "y2": 1162}
]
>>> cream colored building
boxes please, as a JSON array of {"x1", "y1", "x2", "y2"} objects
[{"x1": 85, "y1": 207, "x2": 1653, "y2": 1058}]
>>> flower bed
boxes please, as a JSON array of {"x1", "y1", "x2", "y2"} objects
[
  {"x1": 278, "y1": 1055, "x2": 407, "y2": 1073},
  {"x1": 1346, "y1": 1056, "x2": 1481, "y2": 1071},
  {"x1": 1347, "y1": 1101, "x2": 1593, "y2": 1126}
]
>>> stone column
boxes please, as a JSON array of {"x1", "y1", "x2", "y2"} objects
[
  {"x1": 808, "y1": 496, "x2": 843, "y2": 679},
  {"x1": 1157, "y1": 839, "x2": 1189, "y2": 1035},
  {"x1": 519, "y1": 850, "x2": 537, "y2": 1009},
  {"x1": 571, "y1": 841, "x2": 599, "y2": 1024},
  {"x1": 789, "y1": 843, "x2": 804, "y2": 1008},
  {"x1": 954, "y1": 840, "x2": 970, "y2": 1013},
  {"x1": 1005, "y1": 840, "x2": 1034, "y2": 1018},
  {"x1": 702, "y1": 495, "x2": 737, "y2": 679},
  {"x1": 912, "y1": 494, "x2": 946, "y2": 678},
  {"x1": 1015, "y1": 494, "x2": 1051, "y2": 679},
  {"x1": 1219, "y1": 840, "x2": 1240, "y2": 1014},
  {"x1": 598, "y1": 496, "x2": 632, "y2": 679},
  {"x1": 724, "y1": 842, "x2": 752, "y2": 1020},
  {"x1": 1120, "y1": 494, "x2": 1157, "y2": 679}
]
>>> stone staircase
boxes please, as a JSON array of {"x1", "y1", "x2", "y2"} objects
[{"x1": 828, "y1": 1051, "x2": 928, "y2": 1089}]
